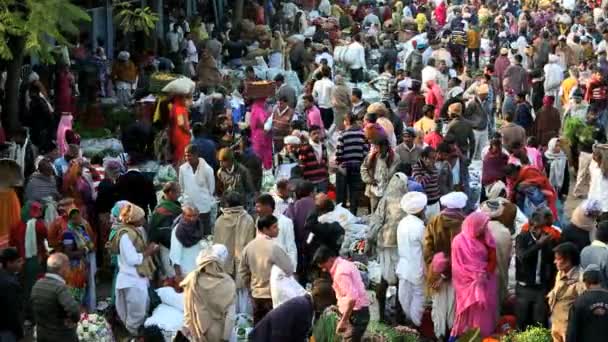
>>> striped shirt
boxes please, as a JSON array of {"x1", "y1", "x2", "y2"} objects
[
  {"x1": 298, "y1": 143, "x2": 329, "y2": 183},
  {"x1": 411, "y1": 160, "x2": 441, "y2": 204},
  {"x1": 336, "y1": 127, "x2": 369, "y2": 168}
]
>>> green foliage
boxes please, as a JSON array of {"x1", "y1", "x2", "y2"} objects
[
  {"x1": 114, "y1": 1, "x2": 159, "y2": 36},
  {"x1": 313, "y1": 310, "x2": 339, "y2": 342},
  {"x1": 501, "y1": 326, "x2": 552, "y2": 342},
  {"x1": 0, "y1": 0, "x2": 90, "y2": 62},
  {"x1": 366, "y1": 321, "x2": 420, "y2": 342}
]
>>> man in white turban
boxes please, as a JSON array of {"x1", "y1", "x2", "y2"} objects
[
  {"x1": 481, "y1": 200, "x2": 512, "y2": 308},
  {"x1": 422, "y1": 191, "x2": 468, "y2": 338},
  {"x1": 396, "y1": 192, "x2": 428, "y2": 327}
]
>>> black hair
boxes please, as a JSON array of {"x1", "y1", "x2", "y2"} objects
[
  {"x1": 583, "y1": 269, "x2": 602, "y2": 285},
  {"x1": 504, "y1": 111, "x2": 515, "y2": 122},
  {"x1": 276, "y1": 179, "x2": 290, "y2": 190},
  {"x1": 505, "y1": 163, "x2": 521, "y2": 177},
  {"x1": 553, "y1": 242, "x2": 581, "y2": 266},
  {"x1": 295, "y1": 180, "x2": 314, "y2": 199},
  {"x1": 303, "y1": 94, "x2": 314, "y2": 102},
  {"x1": 257, "y1": 215, "x2": 278, "y2": 231},
  {"x1": 317, "y1": 197, "x2": 335, "y2": 214},
  {"x1": 514, "y1": 54, "x2": 523, "y2": 63},
  {"x1": 436, "y1": 141, "x2": 452, "y2": 154},
  {"x1": 596, "y1": 221, "x2": 608, "y2": 243},
  {"x1": 420, "y1": 146, "x2": 436, "y2": 159},
  {"x1": 309, "y1": 125, "x2": 322, "y2": 133},
  {"x1": 312, "y1": 245, "x2": 338, "y2": 265},
  {"x1": 274, "y1": 74, "x2": 285, "y2": 82},
  {"x1": 222, "y1": 191, "x2": 243, "y2": 208},
  {"x1": 365, "y1": 112, "x2": 378, "y2": 123},
  {"x1": 352, "y1": 88, "x2": 362, "y2": 99},
  {"x1": 527, "y1": 136, "x2": 538, "y2": 148},
  {"x1": 256, "y1": 193, "x2": 276, "y2": 211},
  {"x1": 0, "y1": 247, "x2": 19, "y2": 267},
  {"x1": 185, "y1": 144, "x2": 200, "y2": 155}
]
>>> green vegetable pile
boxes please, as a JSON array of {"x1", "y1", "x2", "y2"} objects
[
  {"x1": 313, "y1": 310, "x2": 339, "y2": 342},
  {"x1": 501, "y1": 326, "x2": 552, "y2": 342},
  {"x1": 365, "y1": 321, "x2": 420, "y2": 342}
]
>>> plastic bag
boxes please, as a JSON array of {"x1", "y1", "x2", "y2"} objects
[
  {"x1": 153, "y1": 164, "x2": 178, "y2": 187},
  {"x1": 162, "y1": 77, "x2": 195, "y2": 95},
  {"x1": 229, "y1": 313, "x2": 254, "y2": 342},
  {"x1": 156, "y1": 286, "x2": 184, "y2": 311},
  {"x1": 143, "y1": 304, "x2": 184, "y2": 332},
  {"x1": 236, "y1": 288, "x2": 253, "y2": 315},
  {"x1": 270, "y1": 265, "x2": 307, "y2": 308},
  {"x1": 367, "y1": 261, "x2": 381, "y2": 285},
  {"x1": 318, "y1": 204, "x2": 359, "y2": 227}
]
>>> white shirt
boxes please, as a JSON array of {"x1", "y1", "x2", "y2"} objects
[
  {"x1": 312, "y1": 77, "x2": 334, "y2": 109},
  {"x1": 179, "y1": 158, "x2": 215, "y2": 213},
  {"x1": 166, "y1": 30, "x2": 183, "y2": 53},
  {"x1": 116, "y1": 231, "x2": 149, "y2": 290},
  {"x1": 169, "y1": 228, "x2": 204, "y2": 276},
  {"x1": 589, "y1": 161, "x2": 608, "y2": 212},
  {"x1": 185, "y1": 39, "x2": 198, "y2": 64},
  {"x1": 315, "y1": 52, "x2": 334, "y2": 68},
  {"x1": 276, "y1": 215, "x2": 298, "y2": 268},
  {"x1": 272, "y1": 194, "x2": 291, "y2": 216},
  {"x1": 347, "y1": 42, "x2": 366, "y2": 70},
  {"x1": 396, "y1": 215, "x2": 425, "y2": 284}
]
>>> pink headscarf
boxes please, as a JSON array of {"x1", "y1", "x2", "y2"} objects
[
  {"x1": 56, "y1": 114, "x2": 73, "y2": 155},
  {"x1": 451, "y1": 212, "x2": 498, "y2": 337}
]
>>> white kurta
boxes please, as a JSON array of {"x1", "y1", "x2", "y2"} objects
[
  {"x1": 178, "y1": 158, "x2": 215, "y2": 214},
  {"x1": 115, "y1": 231, "x2": 149, "y2": 334},
  {"x1": 276, "y1": 215, "x2": 298, "y2": 269},
  {"x1": 396, "y1": 214, "x2": 426, "y2": 326},
  {"x1": 169, "y1": 229, "x2": 204, "y2": 276}
]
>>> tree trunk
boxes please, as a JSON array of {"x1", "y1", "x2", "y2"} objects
[
  {"x1": 4, "y1": 36, "x2": 25, "y2": 132},
  {"x1": 234, "y1": 0, "x2": 244, "y2": 25}
]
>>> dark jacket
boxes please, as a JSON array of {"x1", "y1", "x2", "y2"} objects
[
  {"x1": 515, "y1": 231, "x2": 557, "y2": 290},
  {"x1": 31, "y1": 274, "x2": 80, "y2": 342},
  {"x1": 249, "y1": 294, "x2": 314, "y2": 342},
  {"x1": 566, "y1": 289, "x2": 608, "y2": 342},
  {"x1": 561, "y1": 223, "x2": 590, "y2": 254},
  {"x1": 305, "y1": 212, "x2": 345, "y2": 256},
  {"x1": 116, "y1": 170, "x2": 157, "y2": 215},
  {"x1": 446, "y1": 118, "x2": 475, "y2": 160},
  {"x1": 464, "y1": 98, "x2": 488, "y2": 130},
  {"x1": 0, "y1": 269, "x2": 23, "y2": 339}
]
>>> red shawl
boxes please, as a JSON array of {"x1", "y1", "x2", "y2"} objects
[{"x1": 512, "y1": 166, "x2": 558, "y2": 218}]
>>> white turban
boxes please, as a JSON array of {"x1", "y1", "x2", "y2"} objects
[
  {"x1": 118, "y1": 51, "x2": 130, "y2": 61},
  {"x1": 197, "y1": 243, "x2": 229, "y2": 266},
  {"x1": 283, "y1": 135, "x2": 301, "y2": 145},
  {"x1": 28, "y1": 72, "x2": 40, "y2": 83},
  {"x1": 486, "y1": 180, "x2": 507, "y2": 200},
  {"x1": 210, "y1": 244, "x2": 229, "y2": 264},
  {"x1": 400, "y1": 191, "x2": 428, "y2": 215},
  {"x1": 440, "y1": 192, "x2": 468, "y2": 209}
]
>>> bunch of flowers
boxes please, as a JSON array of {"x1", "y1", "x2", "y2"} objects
[{"x1": 76, "y1": 313, "x2": 114, "y2": 342}]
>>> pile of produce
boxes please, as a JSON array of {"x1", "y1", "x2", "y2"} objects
[
  {"x1": 365, "y1": 321, "x2": 420, "y2": 342},
  {"x1": 500, "y1": 326, "x2": 552, "y2": 342}
]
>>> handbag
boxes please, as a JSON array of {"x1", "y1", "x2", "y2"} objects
[{"x1": 263, "y1": 112, "x2": 274, "y2": 132}]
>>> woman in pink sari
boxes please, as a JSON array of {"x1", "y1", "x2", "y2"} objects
[
  {"x1": 250, "y1": 98, "x2": 273, "y2": 169},
  {"x1": 56, "y1": 113, "x2": 74, "y2": 156},
  {"x1": 450, "y1": 212, "x2": 498, "y2": 338}
]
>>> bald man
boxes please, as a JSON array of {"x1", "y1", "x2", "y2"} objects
[{"x1": 31, "y1": 253, "x2": 81, "y2": 342}]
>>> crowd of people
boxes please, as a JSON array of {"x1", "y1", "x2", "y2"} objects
[{"x1": 3, "y1": 0, "x2": 608, "y2": 341}]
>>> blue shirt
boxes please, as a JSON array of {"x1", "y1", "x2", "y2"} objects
[{"x1": 192, "y1": 137, "x2": 218, "y2": 171}]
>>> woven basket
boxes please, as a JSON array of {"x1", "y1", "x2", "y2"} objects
[{"x1": 245, "y1": 81, "x2": 276, "y2": 99}]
